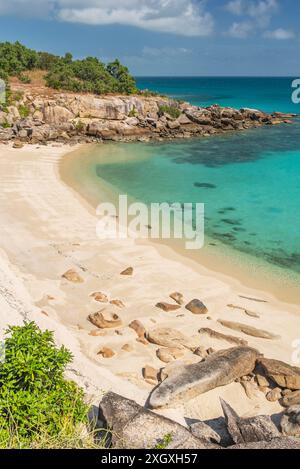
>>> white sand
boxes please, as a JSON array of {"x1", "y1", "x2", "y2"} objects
[{"x1": 0, "y1": 142, "x2": 299, "y2": 425}]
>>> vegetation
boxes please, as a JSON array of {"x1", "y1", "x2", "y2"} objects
[
  {"x1": 158, "y1": 104, "x2": 181, "y2": 119},
  {"x1": 0, "y1": 41, "x2": 137, "y2": 95},
  {"x1": 0, "y1": 322, "x2": 90, "y2": 448}
]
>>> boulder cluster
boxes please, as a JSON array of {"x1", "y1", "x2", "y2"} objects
[{"x1": 0, "y1": 91, "x2": 295, "y2": 145}]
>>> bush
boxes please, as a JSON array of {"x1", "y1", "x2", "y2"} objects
[
  {"x1": 158, "y1": 105, "x2": 181, "y2": 119},
  {"x1": 0, "y1": 41, "x2": 138, "y2": 96},
  {"x1": 18, "y1": 105, "x2": 30, "y2": 118},
  {"x1": 0, "y1": 322, "x2": 88, "y2": 448}
]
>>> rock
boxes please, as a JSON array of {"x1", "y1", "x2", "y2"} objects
[
  {"x1": 281, "y1": 406, "x2": 300, "y2": 437},
  {"x1": 185, "y1": 299, "x2": 208, "y2": 315},
  {"x1": 257, "y1": 358, "x2": 300, "y2": 390},
  {"x1": 147, "y1": 327, "x2": 199, "y2": 351},
  {"x1": 149, "y1": 347, "x2": 259, "y2": 408},
  {"x1": 98, "y1": 392, "x2": 215, "y2": 449},
  {"x1": 255, "y1": 374, "x2": 270, "y2": 388},
  {"x1": 98, "y1": 347, "x2": 115, "y2": 358},
  {"x1": 229, "y1": 438, "x2": 300, "y2": 449},
  {"x1": 218, "y1": 320, "x2": 280, "y2": 340},
  {"x1": 167, "y1": 120, "x2": 180, "y2": 130},
  {"x1": 129, "y1": 320, "x2": 147, "y2": 344},
  {"x1": 62, "y1": 268, "x2": 84, "y2": 283},
  {"x1": 121, "y1": 343, "x2": 134, "y2": 352},
  {"x1": 199, "y1": 327, "x2": 248, "y2": 346},
  {"x1": 120, "y1": 267, "x2": 133, "y2": 276},
  {"x1": 266, "y1": 388, "x2": 282, "y2": 402},
  {"x1": 189, "y1": 422, "x2": 221, "y2": 444},
  {"x1": 241, "y1": 381, "x2": 261, "y2": 400},
  {"x1": 88, "y1": 310, "x2": 122, "y2": 329},
  {"x1": 89, "y1": 329, "x2": 107, "y2": 337},
  {"x1": 143, "y1": 365, "x2": 158, "y2": 385},
  {"x1": 221, "y1": 399, "x2": 280, "y2": 444},
  {"x1": 156, "y1": 302, "x2": 181, "y2": 312},
  {"x1": 178, "y1": 114, "x2": 192, "y2": 125},
  {"x1": 13, "y1": 142, "x2": 24, "y2": 149},
  {"x1": 282, "y1": 391, "x2": 300, "y2": 407},
  {"x1": 90, "y1": 292, "x2": 108, "y2": 303},
  {"x1": 110, "y1": 299, "x2": 125, "y2": 308},
  {"x1": 156, "y1": 347, "x2": 185, "y2": 363},
  {"x1": 194, "y1": 346, "x2": 209, "y2": 359},
  {"x1": 169, "y1": 292, "x2": 184, "y2": 305}
]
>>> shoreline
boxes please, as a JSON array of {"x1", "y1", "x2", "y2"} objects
[
  {"x1": 60, "y1": 142, "x2": 300, "y2": 307},
  {"x1": 0, "y1": 142, "x2": 300, "y2": 425}
]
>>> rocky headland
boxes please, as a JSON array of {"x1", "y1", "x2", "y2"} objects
[{"x1": 0, "y1": 89, "x2": 296, "y2": 145}]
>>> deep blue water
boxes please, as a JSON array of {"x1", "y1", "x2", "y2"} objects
[{"x1": 136, "y1": 77, "x2": 300, "y2": 114}]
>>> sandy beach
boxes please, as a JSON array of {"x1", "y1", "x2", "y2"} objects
[{"x1": 0, "y1": 142, "x2": 299, "y2": 425}]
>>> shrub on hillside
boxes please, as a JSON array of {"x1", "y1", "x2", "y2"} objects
[{"x1": 0, "y1": 322, "x2": 88, "y2": 448}]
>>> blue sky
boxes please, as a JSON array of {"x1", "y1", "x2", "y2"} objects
[{"x1": 0, "y1": 0, "x2": 298, "y2": 76}]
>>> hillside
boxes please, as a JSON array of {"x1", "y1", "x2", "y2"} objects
[{"x1": 0, "y1": 41, "x2": 137, "y2": 95}]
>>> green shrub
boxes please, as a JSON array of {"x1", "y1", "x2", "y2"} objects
[
  {"x1": 18, "y1": 105, "x2": 30, "y2": 118},
  {"x1": 18, "y1": 73, "x2": 31, "y2": 84},
  {"x1": 0, "y1": 322, "x2": 88, "y2": 448},
  {"x1": 0, "y1": 41, "x2": 138, "y2": 96},
  {"x1": 158, "y1": 105, "x2": 181, "y2": 119}
]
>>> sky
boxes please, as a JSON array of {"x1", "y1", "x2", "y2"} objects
[{"x1": 0, "y1": 0, "x2": 298, "y2": 76}]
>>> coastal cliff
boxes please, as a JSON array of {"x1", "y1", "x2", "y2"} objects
[{"x1": 0, "y1": 90, "x2": 295, "y2": 145}]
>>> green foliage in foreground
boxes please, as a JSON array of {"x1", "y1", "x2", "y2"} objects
[
  {"x1": 158, "y1": 104, "x2": 181, "y2": 119},
  {"x1": 0, "y1": 41, "x2": 137, "y2": 95},
  {"x1": 0, "y1": 322, "x2": 89, "y2": 448}
]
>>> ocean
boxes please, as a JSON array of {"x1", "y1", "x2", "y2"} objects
[{"x1": 63, "y1": 77, "x2": 300, "y2": 298}]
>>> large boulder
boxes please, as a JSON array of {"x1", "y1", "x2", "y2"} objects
[
  {"x1": 228, "y1": 438, "x2": 300, "y2": 449},
  {"x1": 149, "y1": 346, "x2": 259, "y2": 409},
  {"x1": 281, "y1": 406, "x2": 300, "y2": 437},
  {"x1": 220, "y1": 399, "x2": 280, "y2": 445},
  {"x1": 98, "y1": 392, "x2": 215, "y2": 449},
  {"x1": 257, "y1": 358, "x2": 300, "y2": 390}
]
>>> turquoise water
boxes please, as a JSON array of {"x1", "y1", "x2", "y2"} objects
[
  {"x1": 70, "y1": 78, "x2": 300, "y2": 280},
  {"x1": 93, "y1": 121, "x2": 300, "y2": 275},
  {"x1": 136, "y1": 77, "x2": 300, "y2": 114}
]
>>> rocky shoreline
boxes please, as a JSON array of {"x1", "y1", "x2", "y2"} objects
[{"x1": 0, "y1": 90, "x2": 297, "y2": 145}]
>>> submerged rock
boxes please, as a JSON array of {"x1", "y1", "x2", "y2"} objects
[
  {"x1": 98, "y1": 392, "x2": 214, "y2": 449},
  {"x1": 149, "y1": 346, "x2": 259, "y2": 408},
  {"x1": 257, "y1": 358, "x2": 300, "y2": 390}
]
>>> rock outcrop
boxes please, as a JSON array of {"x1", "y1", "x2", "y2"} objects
[
  {"x1": 257, "y1": 358, "x2": 300, "y2": 390},
  {"x1": 98, "y1": 392, "x2": 215, "y2": 449},
  {"x1": 149, "y1": 346, "x2": 259, "y2": 408},
  {"x1": 0, "y1": 90, "x2": 295, "y2": 145}
]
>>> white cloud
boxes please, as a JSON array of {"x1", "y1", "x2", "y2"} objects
[
  {"x1": 226, "y1": 0, "x2": 278, "y2": 25},
  {"x1": 228, "y1": 21, "x2": 253, "y2": 38},
  {"x1": 0, "y1": 0, "x2": 214, "y2": 37},
  {"x1": 142, "y1": 46, "x2": 192, "y2": 57},
  {"x1": 264, "y1": 28, "x2": 295, "y2": 40},
  {"x1": 225, "y1": 0, "x2": 294, "y2": 39}
]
